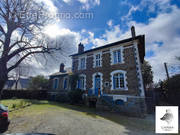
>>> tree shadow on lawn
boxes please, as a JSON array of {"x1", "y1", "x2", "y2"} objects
[{"x1": 29, "y1": 100, "x2": 155, "y2": 135}]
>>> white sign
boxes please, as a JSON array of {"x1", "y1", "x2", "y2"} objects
[{"x1": 156, "y1": 106, "x2": 179, "y2": 134}]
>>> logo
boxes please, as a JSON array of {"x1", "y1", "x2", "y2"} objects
[
  {"x1": 160, "y1": 109, "x2": 173, "y2": 124},
  {"x1": 156, "y1": 106, "x2": 179, "y2": 134}
]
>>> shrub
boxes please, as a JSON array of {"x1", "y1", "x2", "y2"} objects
[
  {"x1": 12, "y1": 104, "x2": 16, "y2": 109},
  {"x1": 55, "y1": 94, "x2": 69, "y2": 103},
  {"x1": 68, "y1": 89, "x2": 84, "y2": 104}
]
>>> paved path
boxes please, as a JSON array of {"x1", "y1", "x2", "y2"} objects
[{"x1": 6, "y1": 108, "x2": 155, "y2": 135}]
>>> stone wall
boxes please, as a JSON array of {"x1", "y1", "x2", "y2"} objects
[
  {"x1": 72, "y1": 42, "x2": 141, "y2": 96},
  {"x1": 96, "y1": 96, "x2": 147, "y2": 117}
]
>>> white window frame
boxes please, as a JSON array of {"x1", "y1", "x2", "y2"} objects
[
  {"x1": 93, "y1": 52, "x2": 102, "y2": 68},
  {"x1": 110, "y1": 46, "x2": 124, "y2": 65},
  {"x1": 78, "y1": 56, "x2": 87, "y2": 70},
  {"x1": 53, "y1": 78, "x2": 59, "y2": 90},
  {"x1": 63, "y1": 77, "x2": 69, "y2": 90},
  {"x1": 77, "y1": 74, "x2": 86, "y2": 90},
  {"x1": 110, "y1": 70, "x2": 128, "y2": 90}
]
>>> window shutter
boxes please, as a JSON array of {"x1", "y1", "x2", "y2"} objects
[
  {"x1": 113, "y1": 51, "x2": 117, "y2": 64},
  {"x1": 113, "y1": 75, "x2": 116, "y2": 89},
  {"x1": 118, "y1": 50, "x2": 121, "y2": 62}
]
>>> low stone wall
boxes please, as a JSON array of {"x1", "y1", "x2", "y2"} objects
[{"x1": 96, "y1": 96, "x2": 147, "y2": 117}]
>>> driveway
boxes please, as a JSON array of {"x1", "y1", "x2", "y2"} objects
[{"x1": 5, "y1": 104, "x2": 156, "y2": 135}]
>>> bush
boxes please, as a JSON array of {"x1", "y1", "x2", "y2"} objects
[
  {"x1": 55, "y1": 94, "x2": 69, "y2": 103},
  {"x1": 2, "y1": 90, "x2": 47, "y2": 100},
  {"x1": 68, "y1": 89, "x2": 84, "y2": 104}
]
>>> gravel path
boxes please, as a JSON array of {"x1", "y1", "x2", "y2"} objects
[{"x1": 5, "y1": 108, "x2": 155, "y2": 135}]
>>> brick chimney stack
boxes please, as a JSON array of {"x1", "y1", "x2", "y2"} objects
[
  {"x1": 60, "y1": 63, "x2": 65, "y2": 72},
  {"x1": 131, "y1": 26, "x2": 136, "y2": 39},
  {"x1": 78, "y1": 43, "x2": 84, "y2": 54}
]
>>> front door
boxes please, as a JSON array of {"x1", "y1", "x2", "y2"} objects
[{"x1": 95, "y1": 75, "x2": 101, "y2": 96}]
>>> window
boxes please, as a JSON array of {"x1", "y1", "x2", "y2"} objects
[
  {"x1": 53, "y1": 78, "x2": 58, "y2": 89},
  {"x1": 113, "y1": 49, "x2": 121, "y2": 64},
  {"x1": 77, "y1": 75, "x2": 86, "y2": 90},
  {"x1": 95, "y1": 54, "x2": 101, "y2": 67},
  {"x1": 79, "y1": 57, "x2": 86, "y2": 70},
  {"x1": 113, "y1": 73, "x2": 125, "y2": 89},
  {"x1": 111, "y1": 70, "x2": 127, "y2": 90},
  {"x1": 63, "y1": 78, "x2": 68, "y2": 89}
]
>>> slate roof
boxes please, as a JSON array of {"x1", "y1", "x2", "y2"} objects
[
  {"x1": 50, "y1": 67, "x2": 72, "y2": 77},
  {"x1": 70, "y1": 35, "x2": 145, "y2": 63}
]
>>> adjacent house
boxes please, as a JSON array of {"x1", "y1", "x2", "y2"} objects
[
  {"x1": 49, "y1": 26, "x2": 146, "y2": 116},
  {"x1": 3, "y1": 78, "x2": 30, "y2": 90},
  {"x1": 49, "y1": 64, "x2": 72, "y2": 99}
]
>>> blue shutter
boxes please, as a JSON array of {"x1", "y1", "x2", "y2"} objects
[
  {"x1": 64, "y1": 79, "x2": 67, "y2": 89},
  {"x1": 77, "y1": 80, "x2": 80, "y2": 89},
  {"x1": 117, "y1": 50, "x2": 121, "y2": 63},
  {"x1": 54, "y1": 79, "x2": 58, "y2": 89},
  {"x1": 113, "y1": 76, "x2": 116, "y2": 89},
  {"x1": 113, "y1": 51, "x2": 117, "y2": 64}
]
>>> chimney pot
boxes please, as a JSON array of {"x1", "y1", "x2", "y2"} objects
[
  {"x1": 131, "y1": 26, "x2": 136, "y2": 38},
  {"x1": 78, "y1": 43, "x2": 84, "y2": 53},
  {"x1": 60, "y1": 63, "x2": 65, "y2": 72}
]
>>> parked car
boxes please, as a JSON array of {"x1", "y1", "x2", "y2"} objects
[{"x1": 0, "y1": 104, "x2": 10, "y2": 133}]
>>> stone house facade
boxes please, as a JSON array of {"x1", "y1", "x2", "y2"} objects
[
  {"x1": 49, "y1": 27, "x2": 146, "y2": 116},
  {"x1": 71, "y1": 36, "x2": 145, "y2": 97}
]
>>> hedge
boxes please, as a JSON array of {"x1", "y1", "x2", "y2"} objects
[{"x1": 1, "y1": 89, "x2": 47, "y2": 100}]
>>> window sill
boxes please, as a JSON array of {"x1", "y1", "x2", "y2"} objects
[
  {"x1": 78, "y1": 68, "x2": 86, "y2": 70},
  {"x1": 111, "y1": 62, "x2": 125, "y2": 65},
  {"x1": 111, "y1": 88, "x2": 128, "y2": 91},
  {"x1": 94, "y1": 66, "x2": 102, "y2": 68}
]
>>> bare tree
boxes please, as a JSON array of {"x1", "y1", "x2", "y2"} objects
[{"x1": 0, "y1": 0, "x2": 62, "y2": 94}]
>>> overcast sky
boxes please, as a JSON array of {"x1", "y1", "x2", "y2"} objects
[{"x1": 27, "y1": 0, "x2": 180, "y2": 82}]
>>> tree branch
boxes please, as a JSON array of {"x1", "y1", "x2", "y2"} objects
[
  {"x1": 8, "y1": 50, "x2": 45, "y2": 72},
  {"x1": 8, "y1": 45, "x2": 44, "y2": 61},
  {"x1": 0, "y1": 24, "x2": 5, "y2": 35}
]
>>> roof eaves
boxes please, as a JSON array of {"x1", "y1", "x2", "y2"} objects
[{"x1": 69, "y1": 35, "x2": 143, "y2": 57}]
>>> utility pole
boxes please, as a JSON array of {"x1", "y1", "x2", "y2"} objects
[{"x1": 164, "y1": 62, "x2": 170, "y2": 80}]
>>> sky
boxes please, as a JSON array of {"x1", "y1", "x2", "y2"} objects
[{"x1": 28, "y1": 0, "x2": 180, "y2": 82}]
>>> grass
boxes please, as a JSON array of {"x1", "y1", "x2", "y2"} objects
[{"x1": 0, "y1": 99, "x2": 155, "y2": 133}]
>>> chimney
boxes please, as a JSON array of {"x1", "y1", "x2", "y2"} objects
[
  {"x1": 131, "y1": 26, "x2": 136, "y2": 39},
  {"x1": 78, "y1": 43, "x2": 84, "y2": 53},
  {"x1": 60, "y1": 63, "x2": 65, "y2": 72}
]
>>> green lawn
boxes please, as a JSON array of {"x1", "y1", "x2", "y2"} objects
[
  {"x1": 0, "y1": 99, "x2": 155, "y2": 131},
  {"x1": 1, "y1": 99, "x2": 179, "y2": 135}
]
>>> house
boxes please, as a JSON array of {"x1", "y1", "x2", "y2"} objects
[
  {"x1": 48, "y1": 64, "x2": 72, "y2": 99},
  {"x1": 3, "y1": 78, "x2": 30, "y2": 90},
  {"x1": 49, "y1": 26, "x2": 146, "y2": 116}
]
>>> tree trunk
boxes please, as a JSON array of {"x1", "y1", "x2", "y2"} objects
[{"x1": 0, "y1": 61, "x2": 8, "y2": 100}]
